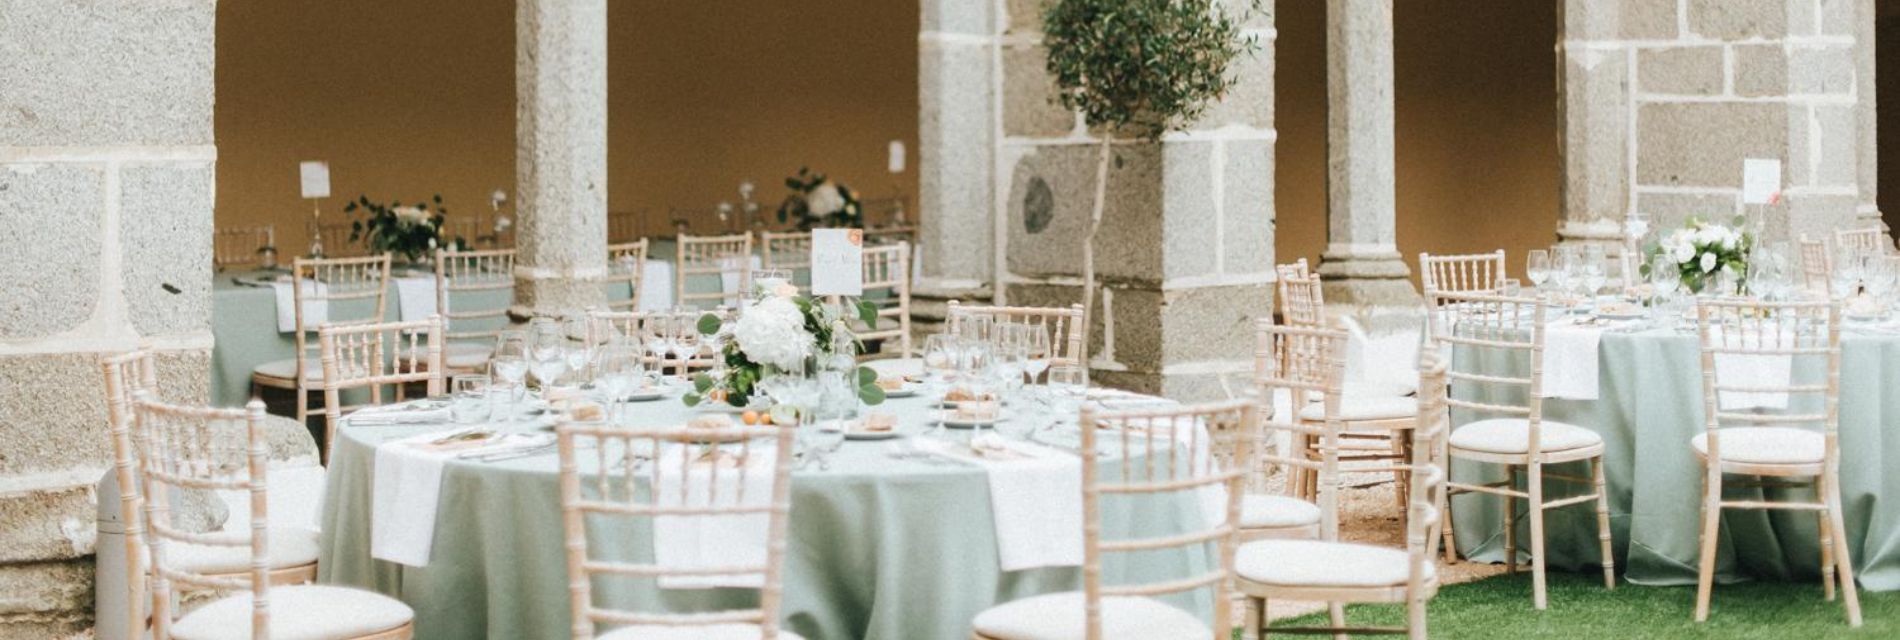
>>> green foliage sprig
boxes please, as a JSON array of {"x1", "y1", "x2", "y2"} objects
[{"x1": 1042, "y1": 0, "x2": 1263, "y2": 142}]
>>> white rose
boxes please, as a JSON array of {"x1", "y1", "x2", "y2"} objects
[
  {"x1": 396, "y1": 205, "x2": 429, "y2": 226},
  {"x1": 1672, "y1": 242, "x2": 1696, "y2": 264},
  {"x1": 1700, "y1": 252, "x2": 1718, "y2": 273},
  {"x1": 806, "y1": 182, "x2": 846, "y2": 217},
  {"x1": 730, "y1": 296, "x2": 812, "y2": 370}
]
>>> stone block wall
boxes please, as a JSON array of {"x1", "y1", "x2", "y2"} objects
[
  {"x1": 1561, "y1": 0, "x2": 1871, "y2": 244},
  {"x1": 0, "y1": 1, "x2": 218, "y2": 636}
]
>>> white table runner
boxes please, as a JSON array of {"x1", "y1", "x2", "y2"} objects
[{"x1": 917, "y1": 437, "x2": 1083, "y2": 571}]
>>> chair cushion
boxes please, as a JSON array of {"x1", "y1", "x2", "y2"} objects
[
  {"x1": 171, "y1": 585, "x2": 412, "y2": 640},
  {"x1": 152, "y1": 526, "x2": 320, "y2": 575},
  {"x1": 1449, "y1": 418, "x2": 1601, "y2": 454},
  {"x1": 252, "y1": 358, "x2": 320, "y2": 383},
  {"x1": 1297, "y1": 395, "x2": 1418, "y2": 422},
  {"x1": 1236, "y1": 539, "x2": 1433, "y2": 588},
  {"x1": 972, "y1": 591, "x2": 1210, "y2": 640},
  {"x1": 400, "y1": 343, "x2": 492, "y2": 369},
  {"x1": 1239, "y1": 495, "x2": 1321, "y2": 530},
  {"x1": 598, "y1": 624, "x2": 807, "y2": 640},
  {"x1": 1691, "y1": 427, "x2": 1825, "y2": 466}
]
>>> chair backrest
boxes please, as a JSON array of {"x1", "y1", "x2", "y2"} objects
[
  {"x1": 1252, "y1": 321, "x2": 1348, "y2": 539},
  {"x1": 311, "y1": 221, "x2": 364, "y2": 258},
  {"x1": 1275, "y1": 260, "x2": 1325, "y2": 328},
  {"x1": 131, "y1": 393, "x2": 273, "y2": 640},
  {"x1": 863, "y1": 225, "x2": 917, "y2": 247},
  {"x1": 1799, "y1": 235, "x2": 1832, "y2": 295},
  {"x1": 288, "y1": 255, "x2": 393, "y2": 385},
  {"x1": 608, "y1": 210, "x2": 645, "y2": 244},
  {"x1": 606, "y1": 239, "x2": 649, "y2": 311},
  {"x1": 556, "y1": 420, "x2": 798, "y2": 640},
  {"x1": 1423, "y1": 290, "x2": 1554, "y2": 451},
  {"x1": 946, "y1": 300, "x2": 1087, "y2": 385},
  {"x1": 854, "y1": 241, "x2": 913, "y2": 358},
  {"x1": 1693, "y1": 298, "x2": 1841, "y2": 463},
  {"x1": 1407, "y1": 349, "x2": 1450, "y2": 590},
  {"x1": 443, "y1": 217, "x2": 482, "y2": 248},
  {"x1": 214, "y1": 226, "x2": 273, "y2": 272},
  {"x1": 101, "y1": 350, "x2": 159, "y2": 640},
  {"x1": 1078, "y1": 400, "x2": 1253, "y2": 640},
  {"x1": 318, "y1": 316, "x2": 445, "y2": 461},
  {"x1": 1836, "y1": 227, "x2": 1887, "y2": 255},
  {"x1": 677, "y1": 233, "x2": 753, "y2": 310},
  {"x1": 1419, "y1": 250, "x2": 1508, "y2": 296},
  {"x1": 587, "y1": 309, "x2": 668, "y2": 371},
  {"x1": 434, "y1": 248, "x2": 516, "y2": 345},
  {"x1": 760, "y1": 231, "x2": 813, "y2": 292}
]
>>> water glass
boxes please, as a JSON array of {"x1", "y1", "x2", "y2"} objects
[
  {"x1": 1525, "y1": 250, "x2": 1550, "y2": 293},
  {"x1": 490, "y1": 330, "x2": 530, "y2": 417},
  {"x1": 1499, "y1": 278, "x2": 1522, "y2": 298},
  {"x1": 451, "y1": 375, "x2": 493, "y2": 424}
]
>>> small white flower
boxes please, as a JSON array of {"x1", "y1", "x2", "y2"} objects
[
  {"x1": 807, "y1": 182, "x2": 846, "y2": 217},
  {"x1": 1700, "y1": 252, "x2": 1718, "y2": 273},
  {"x1": 730, "y1": 296, "x2": 813, "y2": 370},
  {"x1": 1672, "y1": 242, "x2": 1696, "y2": 264}
]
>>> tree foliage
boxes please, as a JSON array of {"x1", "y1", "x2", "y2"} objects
[{"x1": 1042, "y1": 0, "x2": 1263, "y2": 142}]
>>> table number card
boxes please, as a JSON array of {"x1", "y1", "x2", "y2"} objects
[
  {"x1": 300, "y1": 161, "x2": 332, "y2": 199},
  {"x1": 811, "y1": 228, "x2": 863, "y2": 296},
  {"x1": 1742, "y1": 158, "x2": 1780, "y2": 205}
]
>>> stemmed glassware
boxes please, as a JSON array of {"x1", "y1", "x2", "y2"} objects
[
  {"x1": 489, "y1": 330, "x2": 530, "y2": 421},
  {"x1": 992, "y1": 324, "x2": 1029, "y2": 428},
  {"x1": 1550, "y1": 245, "x2": 1581, "y2": 306},
  {"x1": 958, "y1": 340, "x2": 999, "y2": 437},
  {"x1": 669, "y1": 310, "x2": 700, "y2": 383},
  {"x1": 1649, "y1": 253, "x2": 1679, "y2": 314},
  {"x1": 1525, "y1": 249, "x2": 1551, "y2": 295},
  {"x1": 527, "y1": 319, "x2": 570, "y2": 392},
  {"x1": 1579, "y1": 245, "x2": 1608, "y2": 307},
  {"x1": 595, "y1": 345, "x2": 643, "y2": 426},
  {"x1": 921, "y1": 334, "x2": 959, "y2": 438}
]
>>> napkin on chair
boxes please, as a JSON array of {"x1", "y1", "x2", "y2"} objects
[
  {"x1": 370, "y1": 430, "x2": 465, "y2": 566},
  {"x1": 638, "y1": 260, "x2": 674, "y2": 311},
  {"x1": 1540, "y1": 322, "x2": 1604, "y2": 400},
  {"x1": 915, "y1": 437, "x2": 1084, "y2": 571},
  {"x1": 394, "y1": 276, "x2": 441, "y2": 322},
  {"x1": 271, "y1": 279, "x2": 328, "y2": 333},
  {"x1": 652, "y1": 444, "x2": 777, "y2": 589},
  {"x1": 1710, "y1": 327, "x2": 1794, "y2": 410}
]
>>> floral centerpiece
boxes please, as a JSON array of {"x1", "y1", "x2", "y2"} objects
[
  {"x1": 682, "y1": 283, "x2": 887, "y2": 410},
  {"x1": 1645, "y1": 215, "x2": 1752, "y2": 294},
  {"x1": 775, "y1": 168, "x2": 863, "y2": 230},
  {"x1": 345, "y1": 194, "x2": 463, "y2": 263}
]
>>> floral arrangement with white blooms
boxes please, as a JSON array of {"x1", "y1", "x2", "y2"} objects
[
  {"x1": 1645, "y1": 215, "x2": 1752, "y2": 294},
  {"x1": 682, "y1": 282, "x2": 886, "y2": 409},
  {"x1": 345, "y1": 194, "x2": 464, "y2": 263},
  {"x1": 775, "y1": 167, "x2": 863, "y2": 230}
]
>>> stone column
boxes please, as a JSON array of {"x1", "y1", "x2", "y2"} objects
[
  {"x1": 1317, "y1": 0, "x2": 1418, "y2": 311},
  {"x1": 1856, "y1": 0, "x2": 1880, "y2": 225},
  {"x1": 993, "y1": 2, "x2": 1276, "y2": 400},
  {"x1": 1555, "y1": 1, "x2": 1631, "y2": 248},
  {"x1": 910, "y1": 0, "x2": 1001, "y2": 337},
  {"x1": 513, "y1": 0, "x2": 609, "y2": 320},
  {"x1": 0, "y1": 1, "x2": 218, "y2": 635}
]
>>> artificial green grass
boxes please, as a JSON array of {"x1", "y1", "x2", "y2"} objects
[{"x1": 1266, "y1": 572, "x2": 1897, "y2": 639}]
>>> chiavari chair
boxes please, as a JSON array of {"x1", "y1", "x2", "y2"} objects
[
  {"x1": 1690, "y1": 298, "x2": 1859, "y2": 626},
  {"x1": 556, "y1": 418, "x2": 800, "y2": 640},
  {"x1": 1800, "y1": 235, "x2": 1833, "y2": 296},
  {"x1": 1419, "y1": 250, "x2": 1508, "y2": 296},
  {"x1": 252, "y1": 255, "x2": 392, "y2": 427},
  {"x1": 760, "y1": 231, "x2": 813, "y2": 294},
  {"x1": 1237, "y1": 349, "x2": 1448, "y2": 640},
  {"x1": 130, "y1": 393, "x2": 413, "y2": 640},
  {"x1": 677, "y1": 233, "x2": 754, "y2": 310},
  {"x1": 1244, "y1": 321, "x2": 1345, "y2": 544},
  {"x1": 853, "y1": 241, "x2": 913, "y2": 359},
  {"x1": 432, "y1": 248, "x2": 516, "y2": 374},
  {"x1": 215, "y1": 226, "x2": 274, "y2": 272},
  {"x1": 317, "y1": 316, "x2": 446, "y2": 463},
  {"x1": 1275, "y1": 260, "x2": 1324, "y2": 328},
  {"x1": 606, "y1": 239, "x2": 649, "y2": 311},
  {"x1": 1835, "y1": 227, "x2": 1886, "y2": 256},
  {"x1": 946, "y1": 300, "x2": 1087, "y2": 385},
  {"x1": 607, "y1": 210, "x2": 645, "y2": 244},
  {"x1": 970, "y1": 400, "x2": 1255, "y2": 640},
  {"x1": 1425, "y1": 289, "x2": 1614, "y2": 609}
]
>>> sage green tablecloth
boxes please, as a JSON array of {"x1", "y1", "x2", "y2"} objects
[
  {"x1": 1450, "y1": 327, "x2": 1900, "y2": 591},
  {"x1": 316, "y1": 394, "x2": 1217, "y2": 640}
]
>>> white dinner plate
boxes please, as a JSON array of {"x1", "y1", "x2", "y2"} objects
[
  {"x1": 620, "y1": 388, "x2": 668, "y2": 402},
  {"x1": 843, "y1": 428, "x2": 902, "y2": 441},
  {"x1": 937, "y1": 412, "x2": 1007, "y2": 428},
  {"x1": 881, "y1": 385, "x2": 919, "y2": 398}
]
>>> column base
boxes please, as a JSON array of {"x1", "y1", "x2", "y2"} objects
[
  {"x1": 1316, "y1": 248, "x2": 1420, "y2": 313},
  {"x1": 510, "y1": 277, "x2": 608, "y2": 323},
  {"x1": 1557, "y1": 218, "x2": 1622, "y2": 247}
]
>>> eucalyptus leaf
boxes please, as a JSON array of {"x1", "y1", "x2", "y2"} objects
[
  {"x1": 856, "y1": 366, "x2": 878, "y2": 387},
  {"x1": 693, "y1": 373, "x2": 713, "y2": 393},
  {"x1": 856, "y1": 300, "x2": 879, "y2": 328},
  {"x1": 857, "y1": 384, "x2": 886, "y2": 406},
  {"x1": 683, "y1": 393, "x2": 702, "y2": 407},
  {"x1": 697, "y1": 313, "x2": 722, "y2": 335}
]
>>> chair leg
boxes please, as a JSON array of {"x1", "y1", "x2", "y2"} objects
[
  {"x1": 1407, "y1": 592, "x2": 1428, "y2": 640},
  {"x1": 1693, "y1": 466, "x2": 1722, "y2": 622},
  {"x1": 1503, "y1": 465, "x2": 1517, "y2": 575},
  {"x1": 1328, "y1": 603, "x2": 1346, "y2": 640},
  {"x1": 1244, "y1": 596, "x2": 1265, "y2": 640},
  {"x1": 1528, "y1": 461, "x2": 1548, "y2": 610},
  {"x1": 1593, "y1": 456, "x2": 1615, "y2": 589},
  {"x1": 1819, "y1": 485, "x2": 1836, "y2": 602},
  {"x1": 1441, "y1": 487, "x2": 1460, "y2": 564},
  {"x1": 1824, "y1": 468, "x2": 1863, "y2": 627}
]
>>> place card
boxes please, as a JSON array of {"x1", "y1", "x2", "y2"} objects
[
  {"x1": 299, "y1": 161, "x2": 331, "y2": 199},
  {"x1": 811, "y1": 228, "x2": 863, "y2": 296},
  {"x1": 1742, "y1": 158, "x2": 1780, "y2": 205}
]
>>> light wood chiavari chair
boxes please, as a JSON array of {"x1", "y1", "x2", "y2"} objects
[
  {"x1": 586, "y1": 309, "x2": 672, "y2": 375},
  {"x1": 1420, "y1": 250, "x2": 1508, "y2": 296},
  {"x1": 1835, "y1": 227, "x2": 1886, "y2": 255},
  {"x1": 215, "y1": 226, "x2": 274, "y2": 272},
  {"x1": 606, "y1": 239, "x2": 649, "y2": 311},
  {"x1": 1238, "y1": 348, "x2": 1448, "y2": 639},
  {"x1": 854, "y1": 241, "x2": 913, "y2": 359},
  {"x1": 970, "y1": 400, "x2": 1254, "y2": 640},
  {"x1": 677, "y1": 233, "x2": 754, "y2": 310},
  {"x1": 252, "y1": 255, "x2": 392, "y2": 428},
  {"x1": 130, "y1": 393, "x2": 413, "y2": 640},
  {"x1": 311, "y1": 221, "x2": 365, "y2": 258},
  {"x1": 556, "y1": 419, "x2": 800, "y2": 640},
  {"x1": 1425, "y1": 289, "x2": 1614, "y2": 609},
  {"x1": 947, "y1": 300, "x2": 1087, "y2": 385},
  {"x1": 608, "y1": 210, "x2": 646, "y2": 244},
  {"x1": 1245, "y1": 321, "x2": 1346, "y2": 543},
  {"x1": 761, "y1": 231, "x2": 813, "y2": 294},
  {"x1": 432, "y1": 248, "x2": 516, "y2": 374},
  {"x1": 1800, "y1": 235, "x2": 1833, "y2": 296},
  {"x1": 1690, "y1": 298, "x2": 1859, "y2": 625},
  {"x1": 317, "y1": 316, "x2": 445, "y2": 463},
  {"x1": 1275, "y1": 260, "x2": 1324, "y2": 328}
]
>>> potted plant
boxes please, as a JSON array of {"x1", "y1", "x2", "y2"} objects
[{"x1": 1042, "y1": 0, "x2": 1262, "y2": 361}]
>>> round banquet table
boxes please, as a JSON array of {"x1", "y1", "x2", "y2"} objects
[
  {"x1": 1450, "y1": 325, "x2": 1900, "y2": 591},
  {"x1": 315, "y1": 392, "x2": 1216, "y2": 640}
]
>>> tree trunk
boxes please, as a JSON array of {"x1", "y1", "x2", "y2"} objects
[{"x1": 1080, "y1": 134, "x2": 1112, "y2": 386}]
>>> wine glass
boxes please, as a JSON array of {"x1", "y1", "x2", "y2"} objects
[
  {"x1": 595, "y1": 345, "x2": 643, "y2": 425},
  {"x1": 959, "y1": 341, "x2": 999, "y2": 437},
  {"x1": 669, "y1": 311, "x2": 701, "y2": 382},
  {"x1": 641, "y1": 316, "x2": 672, "y2": 382},
  {"x1": 993, "y1": 323, "x2": 1029, "y2": 409},
  {"x1": 1580, "y1": 245, "x2": 1608, "y2": 304},
  {"x1": 1525, "y1": 249, "x2": 1551, "y2": 294},
  {"x1": 1649, "y1": 253, "x2": 1679, "y2": 310},
  {"x1": 1021, "y1": 325, "x2": 1053, "y2": 386},
  {"x1": 921, "y1": 334, "x2": 959, "y2": 436},
  {"x1": 528, "y1": 320, "x2": 570, "y2": 391},
  {"x1": 957, "y1": 314, "x2": 994, "y2": 353},
  {"x1": 562, "y1": 317, "x2": 592, "y2": 380},
  {"x1": 490, "y1": 330, "x2": 530, "y2": 420},
  {"x1": 1549, "y1": 246, "x2": 1580, "y2": 306},
  {"x1": 1832, "y1": 249, "x2": 1865, "y2": 299}
]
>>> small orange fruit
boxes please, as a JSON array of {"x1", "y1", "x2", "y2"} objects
[{"x1": 741, "y1": 410, "x2": 761, "y2": 426}]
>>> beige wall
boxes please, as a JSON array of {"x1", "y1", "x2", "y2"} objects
[
  {"x1": 215, "y1": 0, "x2": 918, "y2": 253},
  {"x1": 1276, "y1": 0, "x2": 1560, "y2": 282}
]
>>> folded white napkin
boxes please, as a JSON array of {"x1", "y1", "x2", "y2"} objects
[
  {"x1": 1541, "y1": 322, "x2": 1605, "y2": 400},
  {"x1": 652, "y1": 444, "x2": 777, "y2": 589},
  {"x1": 270, "y1": 279, "x2": 328, "y2": 333},
  {"x1": 394, "y1": 276, "x2": 440, "y2": 322},
  {"x1": 638, "y1": 259, "x2": 674, "y2": 312},
  {"x1": 916, "y1": 436, "x2": 1083, "y2": 571},
  {"x1": 348, "y1": 405, "x2": 452, "y2": 426},
  {"x1": 371, "y1": 431, "x2": 464, "y2": 566},
  {"x1": 1710, "y1": 328, "x2": 1794, "y2": 410}
]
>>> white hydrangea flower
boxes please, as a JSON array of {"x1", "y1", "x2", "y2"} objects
[
  {"x1": 731, "y1": 296, "x2": 812, "y2": 370},
  {"x1": 1700, "y1": 251, "x2": 1718, "y2": 273},
  {"x1": 807, "y1": 182, "x2": 846, "y2": 217}
]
